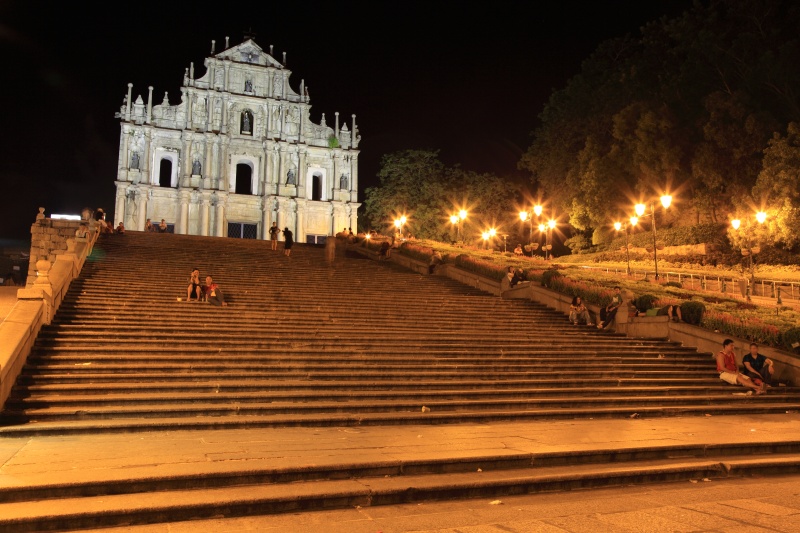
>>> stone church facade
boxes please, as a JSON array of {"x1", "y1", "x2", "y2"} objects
[{"x1": 113, "y1": 37, "x2": 360, "y2": 242}]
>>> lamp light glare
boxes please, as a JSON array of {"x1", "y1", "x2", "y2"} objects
[
  {"x1": 660, "y1": 195, "x2": 672, "y2": 209},
  {"x1": 450, "y1": 215, "x2": 459, "y2": 224},
  {"x1": 488, "y1": 228, "x2": 497, "y2": 237},
  {"x1": 548, "y1": 219, "x2": 556, "y2": 229},
  {"x1": 634, "y1": 204, "x2": 646, "y2": 217},
  {"x1": 533, "y1": 205, "x2": 543, "y2": 217},
  {"x1": 731, "y1": 219, "x2": 741, "y2": 230},
  {"x1": 519, "y1": 211, "x2": 528, "y2": 222},
  {"x1": 538, "y1": 223, "x2": 546, "y2": 232},
  {"x1": 459, "y1": 210, "x2": 467, "y2": 220},
  {"x1": 614, "y1": 222, "x2": 622, "y2": 231},
  {"x1": 756, "y1": 211, "x2": 767, "y2": 224},
  {"x1": 630, "y1": 216, "x2": 638, "y2": 226}
]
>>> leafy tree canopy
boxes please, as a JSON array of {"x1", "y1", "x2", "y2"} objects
[{"x1": 521, "y1": 0, "x2": 800, "y2": 246}]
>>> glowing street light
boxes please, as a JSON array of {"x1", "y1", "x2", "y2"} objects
[{"x1": 449, "y1": 214, "x2": 459, "y2": 242}]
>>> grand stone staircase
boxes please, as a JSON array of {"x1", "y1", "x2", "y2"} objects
[
  {"x1": 2, "y1": 232, "x2": 798, "y2": 434},
  {"x1": 1, "y1": 232, "x2": 799, "y2": 531}
]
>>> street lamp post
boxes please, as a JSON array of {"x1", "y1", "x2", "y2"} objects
[
  {"x1": 449, "y1": 214, "x2": 459, "y2": 242},
  {"x1": 634, "y1": 195, "x2": 671, "y2": 280},
  {"x1": 546, "y1": 219, "x2": 556, "y2": 260},
  {"x1": 538, "y1": 223, "x2": 547, "y2": 259},
  {"x1": 393, "y1": 215, "x2": 407, "y2": 240},
  {"x1": 614, "y1": 216, "x2": 638, "y2": 276},
  {"x1": 519, "y1": 205, "x2": 543, "y2": 255}
]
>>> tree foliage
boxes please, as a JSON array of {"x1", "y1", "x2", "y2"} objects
[
  {"x1": 364, "y1": 150, "x2": 521, "y2": 241},
  {"x1": 521, "y1": 0, "x2": 800, "y2": 240}
]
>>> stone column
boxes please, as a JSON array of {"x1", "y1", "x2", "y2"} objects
[
  {"x1": 219, "y1": 138, "x2": 229, "y2": 191},
  {"x1": 142, "y1": 129, "x2": 151, "y2": 179},
  {"x1": 351, "y1": 153, "x2": 359, "y2": 201},
  {"x1": 181, "y1": 136, "x2": 191, "y2": 186},
  {"x1": 146, "y1": 86, "x2": 153, "y2": 124},
  {"x1": 186, "y1": 91, "x2": 194, "y2": 129},
  {"x1": 211, "y1": 138, "x2": 220, "y2": 188},
  {"x1": 223, "y1": 60, "x2": 230, "y2": 92},
  {"x1": 179, "y1": 88, "x2": 187, "y2": 129},
  {"x1": 199, "y1": 192, "x2": 210, "y2": 236},
  {"x1": 332, "y1": 152, "x2": 340, "y2": 194},
  {"x1": 298, "y1": 150, "x2": 307, "y2": 192},
  {"x1": 295, "y1": 198, "x2": 306, "y2": 242},
  {"x1": 278, "y1": 146, "x2": 286, "y2": 186},
  {"x1": 114, "y1": 184, "x2": 126, "y2": 227},
  {"x1": 120, "y1": 129, "x2": 130, "y2": 182},
  {"x1": 261, "y1": 197, "x2": 270, "y2": 240},
  {"x1": 209, "y1": 61, "x2": 216, "y2": 91},
  {"x1": 137, "y1": 188, "x2": 148, "y2": 231},
  {"x1": 125, "y1": 83, "x2": 133, "y2": 121},
  {"x1": 221, "y1": 95, "x2": 229, "y2": 134},
  {"x1": 215, "y1": 193, "x2": 227, "y2": 237},
  {"x1": 178, "y1": 190, "x2": 191, "y2": 234}
]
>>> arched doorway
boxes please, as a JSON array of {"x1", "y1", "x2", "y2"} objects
[
  {"x1": 235, "y1": 163, "x2": 253, "y2": 195},
  {"x1": 159, "y1": 159, "x2": 172, "y2": 187},
  {"x1": 311, "y1": 173, "x2": 322, "y2": 201}
]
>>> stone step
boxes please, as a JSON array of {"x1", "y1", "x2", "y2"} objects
[
  {"x1": 4, "y1": 394, "x2": 796, "y2": 423},
  {"x1": 0, "y1": 443, "x2": 798, "y2": 532},
  {"x1": 3, "y1": 404, "x2": 800, "y2": 436},
  {"x1": 5, "y1": 385, "x2": 747, "y2": 405}
]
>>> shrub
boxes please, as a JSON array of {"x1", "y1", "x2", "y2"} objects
[
  {"x1": 782, "y1": 327, "x2": 800, "y2": 353},
  {"x1": 454, "y1": 254, "x2": 507, "y2": 281},
  {"x1": 680, "y1": 301, "x2": 706, "y2": 325},
  {"x1": 664, "y1": 281, "x2": 682, "y2": 288},
  {"x1": 541, "y1": 269, "x2": 563, "y2": 288},
  {"x1": 565, "y1": 234, "x2": 592, "y2": 254},
  {"x1": 398, "y1": 242, "x2": 434, "y2": 263},
  {"x1": 632, "y1": 294, "x2": 659, "y2": 313}
]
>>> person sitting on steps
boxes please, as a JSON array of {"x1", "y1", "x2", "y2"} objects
[
  {"x1": 598, "y1": 286, "x2": 622, "y2": 329},
  {"x1": 203, "y1": 275, "x2": 228, "y2": 307},
  {"x1": 569, "y1": 296, "x2": 593, "y2": 326},
  {"x1": 742, "y1": 342, "x2": 775, "y2": 388},
  {"x1": 187, "y1": 268, "x2": 202, "y2": 302}
]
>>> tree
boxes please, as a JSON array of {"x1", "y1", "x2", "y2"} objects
[
  {"x1": 752, "y1": 122, "x2": 800, "y2": 249},
  {"x1": 520, "y1": 0, "x2": 800, "y2": 240}
]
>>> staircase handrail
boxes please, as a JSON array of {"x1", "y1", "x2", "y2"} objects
[{"x1": 0, "y1": 225, "x2": 99, "y2": 409}]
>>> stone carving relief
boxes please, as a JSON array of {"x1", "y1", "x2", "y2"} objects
[
  {"x1": 244, "y1": 78, "x2": 253, "y2": 93},
  {"x1": 285, "y1": 106, "x2": 299, "y2": 135},
  {"x1": 273, "y1": 74, "x2": 283, "y2": 97},
  {"x1": 339, "y1": 173, "x2": 348, "y2": 190}
]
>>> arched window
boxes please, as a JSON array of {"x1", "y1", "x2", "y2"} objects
[
  {"x1": 240, "y1": 110, "x2": 253, "y2": 135},
  {"x1": 158, "y1": 159, "x2": 172, "y2": 187},
  {"x1": 235, "y1": 163, "x2": 253, "y2": 195},
  {"x1": 311, "y1": 173, "x2": 322, "y2": 201}
]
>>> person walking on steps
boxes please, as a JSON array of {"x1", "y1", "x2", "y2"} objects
[{"x1": 283, "y1": 227, "x2": 294, "y2": 257}]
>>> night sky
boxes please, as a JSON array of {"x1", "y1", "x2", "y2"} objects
[{"x1": 0, "y1": 0, "x2": 695, "y2": 243}]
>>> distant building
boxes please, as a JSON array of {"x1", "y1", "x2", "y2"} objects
[{"x1": 114, "y1": 37, "x2": 360, "y2": 242}]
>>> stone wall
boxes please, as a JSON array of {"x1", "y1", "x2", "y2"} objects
[{"x1": 27, "y1": 211, "x2": 82, "y2": 287}]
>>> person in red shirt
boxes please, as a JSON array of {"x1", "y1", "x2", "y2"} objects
[
  {"x1": 203, "y1": 275, "x2": 228, "y2": 307},
  {"x1": 716, "y1": 339, "x2": 764, "y2": 393}
]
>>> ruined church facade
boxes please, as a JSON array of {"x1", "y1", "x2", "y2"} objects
[{"x1": 113, "y1": 37, "x2": 360, "y2": 242}]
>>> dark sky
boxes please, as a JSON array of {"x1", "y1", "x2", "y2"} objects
[{"x1": 0, "y1": 0, "x2": 694, "y2": 242}]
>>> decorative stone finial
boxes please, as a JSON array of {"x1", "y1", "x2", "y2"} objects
[
  {"x1": 36, "y1": 207, "x2": 45, "y2": 221},
  {"x1": 211, "y1": 40, "x2": 216, "y2": 54}
]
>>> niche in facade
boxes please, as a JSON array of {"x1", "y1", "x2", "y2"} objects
[
  {"x1": 311, "y1": 173, "x2": 322, "y2": 201},
  {"x1": 159, "y1": 159, "x2": 173, "y2": 187},
  {"x1": 235, "y1": 163, "x2": 253, "y2": 195},
  {"x1": 240, "y1": 110, "x2": 253, "y2": 135}
]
